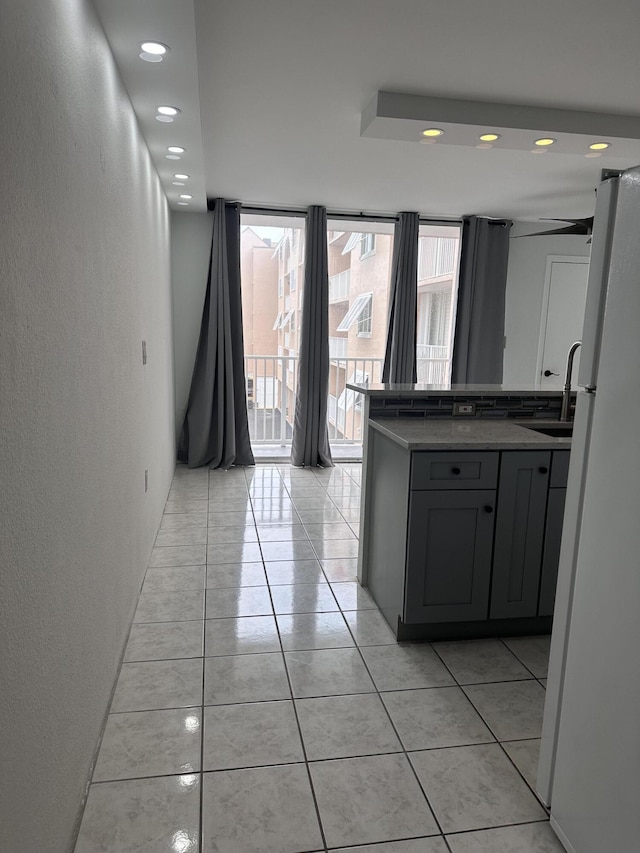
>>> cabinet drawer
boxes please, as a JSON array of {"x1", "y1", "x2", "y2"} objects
[
  {"x1": 550, "y1": 450, "x2": 571, "y2": 488},
  {"x1": 411, "y1": 452, "x2": 499, "y2": 490}
]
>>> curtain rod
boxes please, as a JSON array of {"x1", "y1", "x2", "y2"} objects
[{"x1": 207, "y1": 198, "x2": 461, "y2": 226}]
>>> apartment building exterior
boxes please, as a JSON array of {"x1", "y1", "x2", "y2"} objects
[{"x1": 240, "y1": 221, "x2": 460, "y2": 446}]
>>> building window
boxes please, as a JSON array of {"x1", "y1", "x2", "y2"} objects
[
  {"x1": 357, "y1": 294, "x2": 373, "y2": 337},
  {"x1": 290, "y1": 268, "x2": 296, "y2": 291},
  {"x1": 360, "y1": 232, "x2": 376, "y2": 258},
  {"x1": 279, "y1": 309, "x2": 294, "y2": 329},
  {"x1": 337, "y1": 292, "x2": 373, "y2": 334}
]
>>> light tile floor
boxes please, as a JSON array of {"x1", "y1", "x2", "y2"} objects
[{"x1": 75, "y1": 463, "x2": 564, "y2": 853}]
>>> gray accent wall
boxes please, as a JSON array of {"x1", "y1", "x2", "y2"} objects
[{"x1": 0, "y1": 2, "x2": 175, "y2": 850}]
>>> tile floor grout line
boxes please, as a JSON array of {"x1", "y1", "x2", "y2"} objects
[
  {"x1": 443, "y1": 816, "x2": 555, "y2": 838},
  {"x1": 498, "y1": 634, "x2": 548, "y2": 681},
  {"x1": 444, "y1": 671, "x2": 549, "y2": 811},
  {"x1": 198, "y1": 477, "x2": 212, "y2": 853},
  {"x1": 252, "y1": 465, "x2": 330, "y2": 853},
  {"x1": 347, "y1": 626, "x2": 450, "y2": 844},
  {"x1": 497, "y1": 636, "x2": 545, "y2": 680},
  {"x1": 495, "y1": 740, "x2": 550, "y2": 812}
]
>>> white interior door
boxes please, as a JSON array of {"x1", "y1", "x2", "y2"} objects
[{"x1": 537, "y1": 256, "x2": 590, "y2": 389}]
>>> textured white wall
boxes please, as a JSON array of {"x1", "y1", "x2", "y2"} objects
[
  {"x1": 0, "y1": 2, "x2": 175, "y2": 851},
  {"x1": 171, "y1": 211, "x2": 213, "y2": 437},
  {"x1": 504, "y1": 229, "x2": 589, "y2": 385}
]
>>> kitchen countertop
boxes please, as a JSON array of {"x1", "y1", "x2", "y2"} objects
[
  {"x1": 369, "y1": 417, "x2": 572, "y2": 450},
  {"x1": 347, "y1": 382, "x2": 565, "y2": 398}
]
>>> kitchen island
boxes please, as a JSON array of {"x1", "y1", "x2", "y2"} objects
[{"x1": 348, "y1": 383, "x2": 572, "y2": 640}]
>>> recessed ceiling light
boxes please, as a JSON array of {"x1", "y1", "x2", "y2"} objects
[
  {"x1": 157, "y1": 106, "x2": 180, "y2": 116},
  {"x1": 174, "y1": 174, "x2": 189, "y2": 180},
  {"x1": 534, "y1": 138, "x2": 556, "y2": 146},
  {"x1": 139, "y1": 43, "x2": 169, "y2": 62},
  {"x1": 167, "y1": 146, "x2": 185, "y2": 153},
  {"x1": 172, "y1": 181, "x2": 185, "y2": 186},
  {"x1": 177, "y1": 202, "x2": 189, "y2": 206},
  {"x1": 166, "y1": 154, "x2": 181, "y2": 160},
  {"x1": 479, "y1": 133, "x2": 501, "y2": 142},
  {"x1": 140, "y1": 41, "x2": 168, "y2": 55},
  {"x1": 589, "y1": 142, "x2": 610, "y2": 151},
  {"x1": 422, "y1": 128, "x2": 444, "y2": 137},
  {"x1": 476, "y1": 143, "x2": 493, "y2": 149},
  {"x1": 156, "y1": 115, "x2": 174, "y2": 123},
  {"x1": 179, "y1": 194, "x2": 193, "y2": 199},
  {"x1": 585, "y1": 152, "x2": 603, "y2": 158}
]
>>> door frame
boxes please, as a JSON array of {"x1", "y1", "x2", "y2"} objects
[{"x1": 535, "y1": 255, "x2": 590, "y2": 388}]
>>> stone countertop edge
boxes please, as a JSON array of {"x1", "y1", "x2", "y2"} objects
[
  {"x1": 346, "y1": 382, "x2": 565, "y2": 397},
  {"x1": 369, "y1": 417, "x2": 572, "y2": 451}
]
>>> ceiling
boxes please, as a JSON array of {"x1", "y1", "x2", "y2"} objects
[{"x1": 94, "y1": 0, "x2": 640, "y2": 222}]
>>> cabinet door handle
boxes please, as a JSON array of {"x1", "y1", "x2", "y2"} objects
[
  {"x1": 539, "y1": 466, "x2": 549, "y2": 474},
  {"x1": 451, "y1": 466, "x2": 461, "y2": 475},
  {"x1": 484, "y1": 505, "x2": 494, "y2": 513},
  {"x1": 544, "y1": 369, "x2": 559, "y2": 377}
]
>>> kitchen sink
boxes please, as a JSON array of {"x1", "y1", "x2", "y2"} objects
[{"x1": 523, "y1": 424, "x2": 574, "y2": 438}]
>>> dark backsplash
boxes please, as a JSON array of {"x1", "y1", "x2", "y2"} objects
[{"x1": 368, "y1": 394, "x2": 568, "y2": 420}]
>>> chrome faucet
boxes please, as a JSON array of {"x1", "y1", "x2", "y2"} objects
[{"x1": 560, "y1": 341, "x2": 582, "y2": 421}]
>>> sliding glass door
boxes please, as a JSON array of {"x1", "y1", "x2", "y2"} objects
[
  {"x1": 240, "y1": 213, "x2": 461, "y2": 460},
  {"x1": 240, "y1": 214, "x2": 305, "y2": 456},
  {"x1": 325, "y1": 220, "x2": 394, "y2": 451},
  {"x1": 416, "y1": 224, "x2": 461, "y2": 384}
]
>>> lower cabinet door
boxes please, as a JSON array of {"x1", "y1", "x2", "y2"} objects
[
  {"x1": 490, "y1": 451, "x2": 550, "y2": 619},
  {"x1": 538, "y1": 488, "x2": 567, "y2": 616},
  {"x1": 404, "y1": 490, "x2": 496, "y2": 624}
]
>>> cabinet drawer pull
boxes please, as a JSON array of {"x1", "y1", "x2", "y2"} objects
[
  {"x1": 451, "y1": 466, "x2": 461, "y2": 475},
  {"x1": 484, "y1": 505, "x2": 494, "y2": 513},
  {"x1": 539, "y1": 466, "x2": 549, "y2": 474}
]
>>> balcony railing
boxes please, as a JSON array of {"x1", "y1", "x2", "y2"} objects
[
  {"x1": 416, "y1": 345, "x2": 450, "y2": 384},
  {"x1": 245, "y1": 352, "x2": 451, "y2": 445},
  {"x1": 329, "y1": 269, "x2": 350, "y2": 302},
  {"x1": 416, "y1": 358, "x2": 450, "y2": 385},
  {"x1": 417, "y1": 344, "x2": 448, "y2": 360},
  {"x1": 245, "y1": 356, "x2": 298, "y2": 445}
]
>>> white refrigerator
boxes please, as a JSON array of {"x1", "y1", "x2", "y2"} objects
[{"x1": 537, "y1": 167, "x2": 640, "y2": 851}]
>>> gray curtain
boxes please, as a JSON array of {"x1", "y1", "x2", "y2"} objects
[
  {"x1": 291, "y1": 206, "x2": 333, "y2": 467},
  {"x1": 177, "y1": 199, "x2": 254, "y2": 469},
  {"x1": 451, "y1": 215, "x2": 513, "y2": 385},
  {"x1": 382, "y1": 212, "x2": 419, "y2": 384}
]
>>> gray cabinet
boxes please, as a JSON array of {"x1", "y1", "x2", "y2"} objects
[
  {"x1": 405, "y1": 490, "x2": 496, "y2": 623},
  {"x1": 490, "y1": 451, "x2": 551, "y2": 619},
  {"x1": 366, "y1": 435, "x2": 570, "y2": 639},
  {"x1": 538, "y1": 450, "x2": 571, "y2": 615}
]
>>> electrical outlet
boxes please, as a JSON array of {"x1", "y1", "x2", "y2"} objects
[
  {"x1": 144, "y1": 469, "x2": 149, "y2": 493},
  {"x1": 142, "y1": 340, "x2": 147, "y2": 365},
  {"x1": 453, "y1": 402, "x2": 476, "y2": 416}
]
